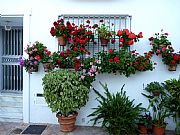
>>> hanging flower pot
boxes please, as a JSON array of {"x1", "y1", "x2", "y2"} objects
[
  {"x1": 159, "y1": 44, "x2": 167, "y2": 48},
  {"x1": 100, "y1": 37, "x2": 109, "y2": 46},
  {"x1": 152, "y1": 91, "x2": 160, "y2": 96},
  {"x1": 58, "y1": 36, "x2": 66, "y2": 46},
  {"x1": 43, "y1": 63, "x2": 55, "y2": 72},
  {"x1": 168, "y1": 64, "x2": 177, "y2": 71},
  {"x1": 28, "y1": 66, "x2": 38, "y2": 73},
  {"x1": 56, "y1": 113, "x2": 78, "y2": 132}
]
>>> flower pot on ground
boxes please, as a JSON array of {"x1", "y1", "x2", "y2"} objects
[
  {"x1": 152, "y1": 124, "x2": 166, "y2": 135},
  {"x1": 138, "y1": 124, "x2": 148, "y2": 134},
  {"x1": 88, "y1": 82, "x2": 142, "y2": 135},
  {"x1": 56, "y1": 112, "x2": 77, "y2": 132},
  {"x1": 42, "y1": 69, "x2": 89, "y2": 132},
  {"x1": 58, "y1": 36, "x2": 67, "y2": 46}
]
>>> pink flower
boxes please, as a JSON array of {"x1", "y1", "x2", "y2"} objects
[
  {"x1": 156, "y1": 49, "x2": 161, "y2": 54},
  {"x1": 162, "y1": 47, "x2": 166, "y2": 51},
  {"x1": 81, "y1": 75, "x2": 85, "y2": 79}
]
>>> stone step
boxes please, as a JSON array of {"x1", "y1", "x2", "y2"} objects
[
  {"x1": 0, "y1": 93, "x2": 22, "y2": 103},
  {"x1": 0, "y1": 101, "x2": 22, "y2": 108},
  {"x1": 0, "y1": 112, "x2": 22, "y2": 119},
  {"x1": 0, "y1": 106, "x2": 22, "y2": 113},
  {"x1": 0, "y1": 117, "x2": 23, "y2": 122}
]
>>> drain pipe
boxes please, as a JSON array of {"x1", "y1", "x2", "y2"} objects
[{"x1": 27, "y1": 9, "x2": 32, "y2": 123}]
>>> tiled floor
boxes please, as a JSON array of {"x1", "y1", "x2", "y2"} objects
[{"x1": 0, "y1": 122, "x2": 175, "y2": 135}]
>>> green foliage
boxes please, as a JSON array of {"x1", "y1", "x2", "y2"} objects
[
  {"x1": 142, "y1": 88, "x2": 170, "y2": 127},
  {"x1": 42, "y1": 69, "x2": 89, "y2": 116},
  {"x1": 144, "y1": 81, "x2": 164, "y2": 93},
  {"x1": 163, "y1": 78, "x2": 180, "y2": 134},
  {"x1": 88, "y1": 82, "x2": 142, "y2": 135}
]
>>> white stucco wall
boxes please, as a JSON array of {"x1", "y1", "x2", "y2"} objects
[{"x1": 1, "y1": 0, "x2": 180, "y2": 130}]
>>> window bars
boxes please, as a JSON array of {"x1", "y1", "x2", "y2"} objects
[
  {"x1": 1, "y1": 27, "x2": 23, "y2": 92},
  {"x1": 58, "y1": 14, "x2": 132, "y2": 56}
]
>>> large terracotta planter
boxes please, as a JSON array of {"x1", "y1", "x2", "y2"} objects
[
  {"x1": 152, "y1": 124, "x2": 165, "y2": 135},
  {"x1": 168, "y1": 64, "x2": 177, "y2": 71},
  {"x1": 100, "y1": 37, "x2": 109, "y2": 46},
  {"x1": 56, "y1": 113, "x2": 77, "y2": 132},
  {"x1": 138, "y1": 124, "x2": 148, "y2": 134},
  {"x1": 58, "y1": 36, "x2": 66, "y2": 46}
]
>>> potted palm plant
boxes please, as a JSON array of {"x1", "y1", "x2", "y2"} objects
[
  {"x1": 143, "y1": 81, "x2": 164, "y2": 96},
  {"x1": 142, "y1": 87, "x2": 171, "y2": 135},
  {"x1": 42, "y1": 69, "x2": 89, "y2": 132},
  {"x1": 88, "y1": 82, "x2": 142, "y2": 135}
]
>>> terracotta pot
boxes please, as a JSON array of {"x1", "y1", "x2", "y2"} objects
[
  {"x1": 168, "y1": 64, "x2": 177, "y2": 71},
  {"x1": 43, "y1": 63, "x2": 55, "y2": 72},
  {"x1": 100, "y1": 37, "x2": 109, "y2": 46},
  {"x1": 29, "y1": 67, "x2": 38, "y2": 73},
  {"x1": 138, "y1": 124, "x2": 148, "y2": 134},
  {"x1": 58, "y1": 36, "x2": 66, "y2": 46},
  {"x1": 153, "y1": 91, "x2": 160, "y2": 97},
  {"x1": 152, "y1": 124, "x2": 165, "y2": 135},
  {"x1": 159, "y1": 44, "x2": 167, "y2": 48},
  {"x1": 56, "y1": 113, "x2": 77, "y2": 132}
]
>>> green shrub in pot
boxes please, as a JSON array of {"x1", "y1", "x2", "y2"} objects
[
  {"x1": 42, "y1": 69, "x2": 89, "y2": 132},
  {"x1": 163, "y1": 78, "x2": 180, "y2": 135},
  {"x1": 144, "y1": 81, "x2": 164, "y2": 96},
  {"x1": 88, "y1": 82, "x2": 142, "y2": 135}
]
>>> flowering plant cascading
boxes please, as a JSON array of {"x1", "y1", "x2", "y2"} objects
[
  {"x1": 117, "y1": 29, "x2": 143, "y2": 49},
  {"x1": 148, "y1": 29, "x2": 171, "y2": 52},
  {"x1": 19, "y1": 41, "x2": 47, "y2": 73}
]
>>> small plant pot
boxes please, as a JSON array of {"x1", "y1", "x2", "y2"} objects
[
  {"x1": 58, "y1": 36, "x2": 66, "y2": 46},
  {"x1": 152, "y1": 124, "x2": 165, "y2": 135},
  {"x1": 29, "y1": 67, "x2": 38, "y2": 73},
  {"x1": 56, "y1": 113, "x2": 77, "y2": 132},
  {"x1": 153, "y1": 91, "x2": 160, "y2": 97},
  {"x1": 100, "y1": 37, "x2": 109, "y2": 46},
  {"x1": 43, "y1": 63, "x2": 55, "y2": 72},
  {"x1": 138, "y1": 124, "x2": 148, "y2": 134},
  {"x1": 159, "y1": 44, "x2": 167, "y2": 48},
  {"x1": 168, "y1": 64, "x2": 177, "y2": 71}
]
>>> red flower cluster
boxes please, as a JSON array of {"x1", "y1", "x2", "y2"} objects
[
  {"x1": 50, "y1": 19, "x2": 74, "y2": 37},
  {"x1": 117, "y1": 29, "x2": 143, "y2": 49}
]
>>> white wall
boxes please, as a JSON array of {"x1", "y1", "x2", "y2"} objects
[{"x1": 1, "y1": 0, "x2": 180, "y2": 130}]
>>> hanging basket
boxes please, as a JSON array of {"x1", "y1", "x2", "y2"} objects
[
  {"x1": 56, "y1": 113, "x2": 77, "y2": 132},
  {"x1": 168, "y1": 64, "x2": 177, "y2": 71},
  {"x1": 29, "y1": 67, "x2": 38, "y2": 73},
  {"x1": 58, "y1": 36, "x2": 67, "y2": 46},
  {"x1": 43, "y1": 63, "x2": 55, "y2": 72},
  {"x1": 100, "y1": 37, "x2": 109, "y2": 46}
]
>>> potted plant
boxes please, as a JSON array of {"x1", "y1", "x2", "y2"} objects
[
  {"x1": 42, "y1": 69, "x2": 89, "y2": 132},
  {"x1": 41, "y1": 50, "x2": 55, "y2": 72},
  {"x1": 163, "y1": 78, "x2": 180, "y2": 135},
  {"x1": 50, "y1": 19, "x2": 73, "y2": 46},
  {"x1": 117, "y1": 29, "x2": 143, "y2": 50},
  {"x1": 19, "y1": 41, "x2": 46, "y2": 73},
  {"x1": 143, "y1": 88, "x2": 171, "y2": 135},
  {"x1": 137, "y1": 111, "x2": 152, "y2": 134},
  {"x1": 88, "y1": 82, "x2": 142, "y2": 135},
  {"x1": 95, "y1": 20, "x2": 115, "y2": 46},
  {"x1": 162, "y1": 52, "x2": 180, "y2": 71},
  {"x1": 143, "y1": 81, "x2": 164, "y2": 96},
  {"x1": 149, "y1": 29, "x2": 171, "y2": 50}
]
